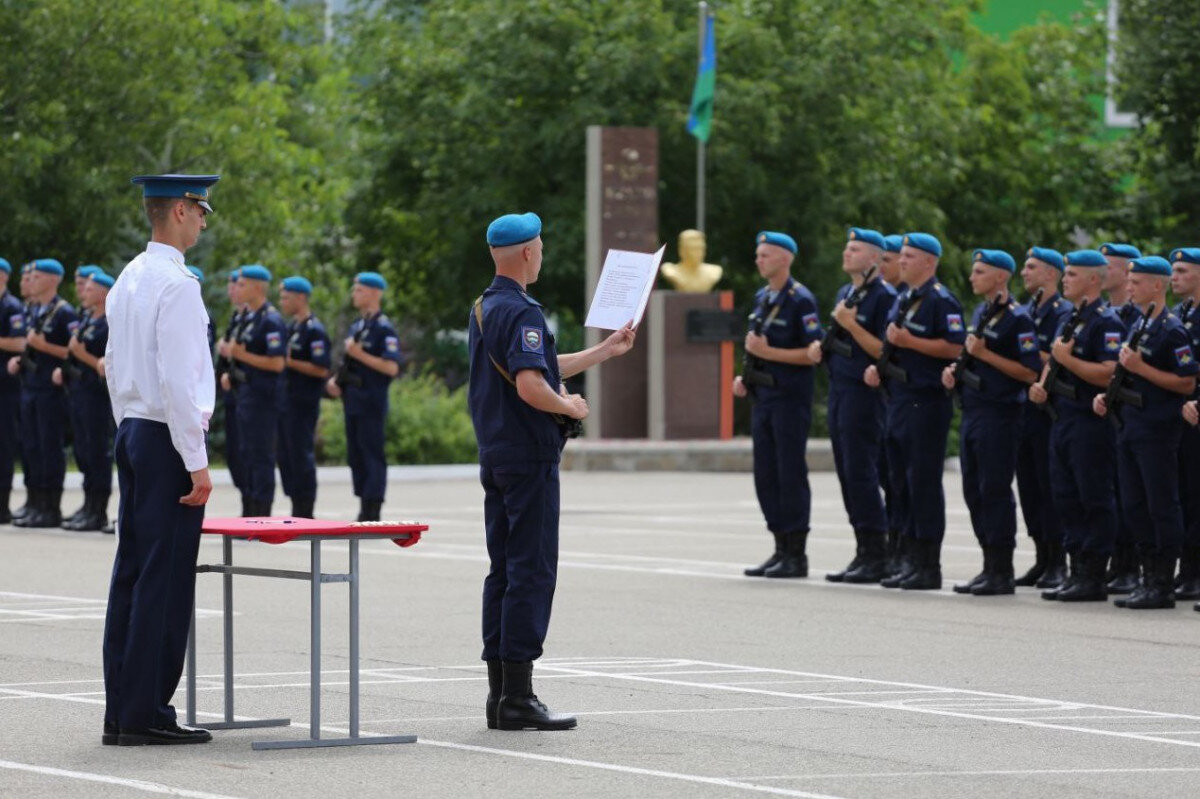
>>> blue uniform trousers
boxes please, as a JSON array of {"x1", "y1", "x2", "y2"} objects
[
  {"x1": 69, "y1": 386, "x2": 114, "y2": 495},
  {"x1": 236, "y1": 392, "x2": 278, "y2": 504},
  {"x1": 0, "y1": 388, "x2": 18, "y2": 492},
  {"x1": 277, "y1": 399, "x2": 319, "y2": 502},
  {"x1": 19, "y1": 388, "x2": 67, "y2": 490},
  {"x1": 828, "y1": 380, "x2": 887, "y2": 536},
  {"x1": 344, "y1": 406, "x2": 387, "y2": 501},
  {"x1": 1015, "y1": 404, "x2": 1059, "y2": 542},
  {"x1": 751, "y1": 398, "x2": 812, "y2": 534},
  {"x1": 102, "y1": 420, "x2": 204, "y2": 729},
  {"x1": 884, "y1": 392, "x2": 952, "y2": 542},
  {"x1": 1179, "y1": 425, "x2": 1200, "y2": 549},
  {"x1": 960, "y1": 402, "x2": 1022, "y2": 549},
  {"x1": 480, "y1": 460, "x2": 560, "y2": 663},
  {"x1": 223, "y1": 391, "x2": 243, "y2": 490},
  {"x1": 1118, "y1": 419, "x2": 1185, "y2": 559},
  {"x1": 1048, "y1": 408, "x2": 1117, "y2": 556}
]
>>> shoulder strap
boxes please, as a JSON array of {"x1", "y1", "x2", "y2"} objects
[{"x1": 472, "y1": 296, "x2": 517, "y2": 387}]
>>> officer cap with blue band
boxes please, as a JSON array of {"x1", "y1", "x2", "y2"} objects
[
  {"x1": 902, "y1": 232, "x2": 942, "y2": 257},
  {"x1": 1064, "y1": 249, "x2": 1107, "y2": 267},
  {"x1": 355, "y1": 271, "x2": 387, "y2": 290},
  {"x1": 90, "y1": 271, "x2": 116, "y2": 289},
  {"x1": 239, "y1": 264, "x2": 271, "y2": 282},
  {"x1": 30, "y1": 258, "x2": 64, "y2": 276},
  {"x1": 1099, "y1": 242, "x2": 1141, "y2": 260},
  {"x1": 1170, "y1": 248, "x2": 1200, "y2": 266},
  {"x1": 131, "y1": 174, "x2": 220, "y2": 213},
  {"x1": 847, "y1": 228, "x2": 885, "y2": 249},
  {"x1": 76, "y1": 265, "x2": 101, "y2": 279},
  {"x1": 487, "y1": 212, "x2": 542, "y2": 247},
  {"x1": 973, "y1": 248, "x2": 1016, "y2": 272},
  {"x1": 281, "y1": 276, "x2": 313, "y2": 295},
  {"x1": 0, "y1": 258, "x2": 9, "y2": 275},
  {"x1": 186, "y1": 266, "x2": 205, "y2": 282},
  {"x1": 1129, "y1": 255, "x2": 1172, "y2": 276},
  {"x1": 883, "y1": 235, "x2": 903, "y2": 254},
  {"x1": 757, "y1": 231, "x2": 797, "y2": 254},
  {"x1": 1026, "y1": 246, "x2": 1064, "y2": 271}
]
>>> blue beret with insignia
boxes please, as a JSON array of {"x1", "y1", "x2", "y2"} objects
[
  {"x1": 76, "y1": 265, "x2": 101, "y2": 279},
  {"x1": 186, "y1": 266, "x2": 205, "y2": 282},
  {"x1": 847, "y1": 228, "x2": 885, "y2": 249},
  {"x1": 239, "y1": 264, "x2": 271, "y2": 282},
  {"x1": 1099, "y1": 242, "x2": 1141, "y2": 260},
  {"x1": 0, "y1": 258, "x2": 9, "y2": 274},
  {"x1": 1129, "y1": 255, "x2": 1171, "y2": 276},
  {"x1": 972, "y1": 248, "x2": 1016, "y2": 272},
  {"x1": 31, "y1": 258, "x2": 64, "y2": 276},
  {"x1": 486, "y1": 212, "x2": 542, "y2": 247},
  {"x1": 1026, "y1": 246, "x2": 1064, "y2": 271},
  {"x1": 131, "y1": 173, "x2": 220, "y2": 213},
  {"x1": 281, "y1": 276, "x2": 313, "y2": 295},
  {"x1": 1064, "y1": 249, "x2": 1107, "y2": 267},
  {"x1": 882, "y1": 235, "x2": 903, "y2": 253},
  {"x1": 756, "y1": 231, "x2": 798, "y2": 254},
  {"x1": 355, "y1": 271, "x2": 387, "y2": 290},
  {"x1": 902, "y1": 232, "x2": 942, "y2": 257},
  {"x1": 90, "y1": 271, "x2": 115, "y2": 289},
  {"x1": 1170, "y1": 248, "x2": 1200, "y2": 265}
]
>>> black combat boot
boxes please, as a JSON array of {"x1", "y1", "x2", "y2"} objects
[
  {"x1": 972, "y1": 547, "x2": 1016, "y2": 596},
  {"x1": 1106, "y1": 544, "x2": 1141, "y2": 595},
  {"x1": 1114, "y1": 554, "x2": 1148, "y2": 608},
  {"x1": 11, "y1": 489, "x2": 40, "y2": 528},
  {"x1": 11, "y1": 492, "x2": 31, "y2": 523},
  {"x1": 0, "y1": 489, "x2": 11, "y2": 525},
  {"x1": 843, "y1": 532, "x2": 889, "y2": 583},
  {"x1": 290, "y1": 496, "x2": 315, "y2": 519},
  {"x1": 825, "y1": 530, "x2": 865, "y2": 583},
  {"x1": 884, "y1": 528, "x2": 902, "y2": 575},
  {"x1": 484, "y1": 659, "x2": 502, "y2": 729},
  {"x1": 881, "y1": 537, "x2": 916, "y2": 588},
  {"x1": 953, "y1": 548, "x2": 990, "y2": 594},
  {"x1": 42, "y1": 489, "x2": 63, "y2": 528},
  {"x1": 496, "y1": 661, "x2": 577, "y2": 731},
  {"x1": 63, "y1": 497, "x2": 88, "y2": 527},
  {"x1": 1173, "y1": 547, "x2": 1200, "y2": 600},
  {"x1": 1056, "y1": 551, "x2": 1108, "y2": 602},
  {"x1": 15, "y1": 489, "x2": 60, "y2": 529},
  {"x1": 358, "y1": 498, "x2": 382, "y2": 522},
  {"x1": 63, "y1": 492, "x2": 97, "y2": 531},
  {"x1": 1013, "y1": 537, "x2": 1047, "y2": 587},
  {"x1": 240, "y1": 494, "x2": 251, "y2": 517},
  {"x1": 900, "y1": 539, "x2": 943, "y2": 590},
  {"x1": 1123, "y1": 556, "x2": 1176, "y2": 609},
  {"x1": 1037, "y1": 542, "x2": 1069, "y2": 592},
  {"x1": 745, "y1": 531, "x2": 785, "y2": 577},
  {"x1": 764, "y1": 531, "x2": 808, "y2": 578}
]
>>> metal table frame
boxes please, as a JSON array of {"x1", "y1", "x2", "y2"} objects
[{"x1": 185, "y1": 532, "x2": 419, "y2": 750}]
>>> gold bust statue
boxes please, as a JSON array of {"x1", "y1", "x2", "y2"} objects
[{"x1": 661, "y1": 229, "x2": 723, "y2": 293}]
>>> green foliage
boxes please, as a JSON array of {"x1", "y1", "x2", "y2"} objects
[{"x1": 316, "y1": 371, "x2": 477, "y2": 465}]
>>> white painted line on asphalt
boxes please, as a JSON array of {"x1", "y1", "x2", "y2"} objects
[
  {"x1": 743, "y1": 766, "x2": 1200, "y2": 780},
  {"x1": 0, "y1": 760, "x2": 246, "y2": 799}
]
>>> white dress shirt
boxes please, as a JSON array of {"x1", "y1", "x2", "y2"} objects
[{"x1": 105, "y1": 241, "x2": 215, "y2": 472}]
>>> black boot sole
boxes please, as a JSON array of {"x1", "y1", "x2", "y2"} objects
[{"x1": 496, "y1": 718, "x2": 577, "y2": 731}]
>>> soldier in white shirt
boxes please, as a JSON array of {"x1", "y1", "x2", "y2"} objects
[{"x1": 101, "y1": 174, "x2": 218, "y2": 747}]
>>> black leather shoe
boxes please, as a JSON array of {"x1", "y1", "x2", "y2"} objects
[
  {"x1": 118, "y1": 722, "x2": 212, "y2": 746},
  {"x1": 102, "y1": 722, "x2": 119, "y2": 745}
]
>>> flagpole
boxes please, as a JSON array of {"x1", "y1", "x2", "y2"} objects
[{"x1": 696, "y1": 1, "x2": 707, "y2": 233}]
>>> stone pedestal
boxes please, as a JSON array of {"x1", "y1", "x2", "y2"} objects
[{"x1": 647, "y1": 291, "x2": 735, "y2": 440}]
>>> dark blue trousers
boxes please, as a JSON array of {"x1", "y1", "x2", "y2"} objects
[
  {"x1": 0, "y1": 388, "x2": 18, "y2": 492},
  {"x1": 1118, "y1": 419, "x2": 1185, "y2": 559},
  {"x1": 1049, "y1": 408, "x2": 1117, "y2": 556},
  {"x1": 69, "y1": 386, "x2": 114, "y2": 495},
  {"x1": 344, "y1": 406, "x2": 387, "y2": 501},
  {"x1": 884, "y1": 392, "x2": 952, "y2": 542},
  {"x1": 236, "y1": 392, "x2": 278, "y2": 505},
  {"x1": 102, "y1": 419, "x2": 204, "y2": 729},
  {"x1": 1179, "y1": 424, "x2": 1200, "y2": 549},
  {"x1": 960, "y1": 402, "x2": 1022, "y2": 549},
  {"x1": 751, "y1": 398, "x2": 812, "y2": 534},
  {"x1": 1015, "y1": 403, "x2": 1060, "y2": 542},
  {"x1": 828, "y1": 380, "x2": 887, "y2": 536},
  {"x1": 223, "y1": 391, "x2": 243, "y2": 490},
  {"x1": 480, "y1": 460, "x2": 560, "y2": 663},
  {"x1": 277, "y1": 399, "x2": 320, "y2": 502},
  {"x1": 19, "y1": 388, "x2": 67, "y2": 490}
]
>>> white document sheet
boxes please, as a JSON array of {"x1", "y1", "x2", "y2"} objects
[{"x1": 584, "y1": 245, "x2": 666, "y2": 330}]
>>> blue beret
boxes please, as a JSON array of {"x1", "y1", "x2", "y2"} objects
[
  {"x1": 1026, "y1": 246, "x2": 1064, "y2": 271},
  {"x1": 972, "y1": 248, "x2": 1016, "y2": 272},
  {"x1": 756, "y1": 231, "x2": 797, "y2": 254},
  {"x1": 1064, "y1": 250, "x2": 1107, "y2": 267},
  {"x1": 31, "y1": 258, "x2": 64, "y2": 276},
  {"x1": 131, "y1": 173, "x2": 220, "y2": 213},
  {"x1": 1099, "y1": 242, "x2": 1141, "y2": 260},
  {"x1": 847, "y1": 228, "x2": 885, "y2": 249},
  {"x1": 902, "y1": 232, "x2": 942, "y2": 257},
  {"x1": 0, "y1": 258, "x2": 9, "y2": 274},
  {"x1": 882, "y1": 235, "x2": 903, "y2": 254},
  {"x1": 1170, "y1": 248, "x2": 1200, "y2": 266},
  {"x1": 281, "y1": 276, "x2": 313, "y2": 295},
  {"x1": 76, "y1": 265, "x2": 101, "y2": 279},
  {"x1": 90, "y1": 271, "x2": 115, "y2": 289},
  {"x1": 186, "y1": 266, "x2": 205, "y2": 282},
  {"x1": 487, "y1": 212, "x2": 542, "y2": 247},
  {"x1": 239, "y1": 264, "x2": 271, "y2": 282},
  {"x1": 228, "y1": 269, "x2": 240, "y2": 282},
  {"x1": 1130, "y1": 255, "x2": 1171, "y2": 276},
  {"x1": 355, "y1": 271, "x2": 387, "y2": 290}
]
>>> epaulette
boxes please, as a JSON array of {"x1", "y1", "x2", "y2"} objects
[{"x1": 519, "y1": 292, "x2": 543, "y2": 307}]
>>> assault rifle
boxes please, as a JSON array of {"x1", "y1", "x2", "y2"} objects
[
  {"x1": 947, "y1": 292, "x2": 1006, "y2": 397},
  {"x1": 1037, "y1": 300, "x2": 1088, "y2": 421},
  {"x1": 1103, "y1": 302, "x2": 1157, "y2": 431},
  {"x1": 872, "y1": 290, "x2": 917, "y2": 390},
  {"x1": 820, "y1": 266, "x2": 878, "y2": 362}
]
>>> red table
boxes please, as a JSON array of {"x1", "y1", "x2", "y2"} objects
[{"x1": 184, "y1": 517, "x2": 426, "y2": 750}]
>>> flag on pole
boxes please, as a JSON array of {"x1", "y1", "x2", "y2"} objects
[{"x1": 686, "y1": 13, "x2": 716, "y2": 143}]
